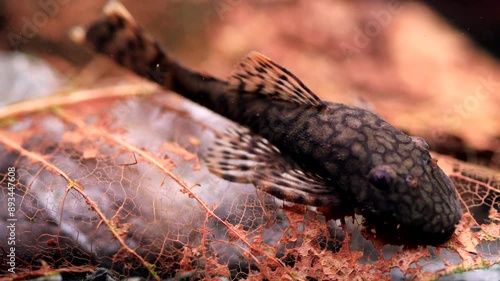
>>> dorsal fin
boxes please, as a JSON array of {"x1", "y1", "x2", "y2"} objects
[{"x1": 227, "y1": 52, "x2": 326, "y2": 108}]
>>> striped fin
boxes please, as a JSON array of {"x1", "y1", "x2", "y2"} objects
[
  {"x1": 227, "y1": 52, "x2": 326, "y2": 108},
  {"x1": 204, "y1": 125, "x2": 341, "y2": 207}
]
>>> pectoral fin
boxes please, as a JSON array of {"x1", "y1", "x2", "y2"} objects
[
  {"x1": 227, "y1": 52, "x2": 326, "y2": 108},
  {"x1": 204, "y1": 126, "x2": 341, "y2": 207}
]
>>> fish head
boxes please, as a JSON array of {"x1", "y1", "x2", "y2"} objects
[{"x1": 351, "y1": 133, "x2": 462, "y2": 243}]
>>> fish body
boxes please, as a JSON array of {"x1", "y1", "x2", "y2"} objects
[{"x1": 77, "y1": 2, "x2": 462, "y2": 243}]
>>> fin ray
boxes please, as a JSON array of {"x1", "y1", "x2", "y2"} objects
[{"x1": 227, "y1": 52, "x2": 325, "y2": 108}]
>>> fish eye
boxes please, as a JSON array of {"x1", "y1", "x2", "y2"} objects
[{"x1": 368, "y1": 165, "x2": 396, "y2": 191}]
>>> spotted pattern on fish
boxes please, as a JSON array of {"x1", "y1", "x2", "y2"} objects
[{"x1": 76, "y1": 2, "x2": 462, "y2": 243}]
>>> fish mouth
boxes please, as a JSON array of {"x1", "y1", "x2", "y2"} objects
[{"x1": 360, "y1": 209, "x2": 461, "y2": 245}]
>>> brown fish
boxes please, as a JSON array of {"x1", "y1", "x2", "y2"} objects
[{"x1": 74, "y1": 2, "x2": 462, "y2": 243}]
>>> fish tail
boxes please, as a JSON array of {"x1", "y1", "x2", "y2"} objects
[
  {"x1": 72, "y1": 1, "x2": 174, "y2": 86},
  {"x1": 72, "y1": 1, "x2": 230, "y2": 114}
]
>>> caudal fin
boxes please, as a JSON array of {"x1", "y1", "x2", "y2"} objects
[{"x1": 71, "y1": 1, "x2": 173, "y2": 86}]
